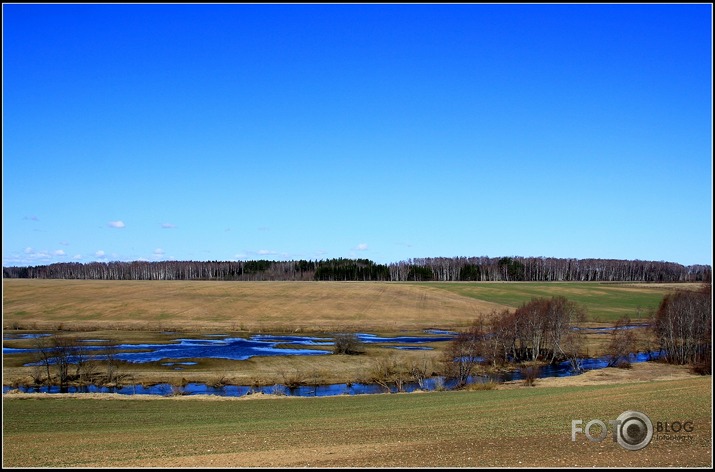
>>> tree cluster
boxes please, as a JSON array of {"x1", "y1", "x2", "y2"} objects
[
  {"x1": 30, "y1": 336, "x2": 124, "y2": 391},
  {"x1": 3, "y1": 256, "x2": 710, "y2": 282},
  {"x1": 445, "y1": 285, "x2": 714, "y2": 387},
  {"x1": 653, "y1": 284, "x2": 712, "y2": 372},
  {"x1": 443, "y1": 296, "x2": 587, "y2": 386}
]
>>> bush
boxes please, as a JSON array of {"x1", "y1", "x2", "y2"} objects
[
  {"x1": 333, "y1": 333, "x2": 365, "y2": 355},
  {"x1": 464, "y1": 380, "x2": 498, "y2": 391},
  {"x1": 520, "y1": 366, "x2": 538, "y2": 387},
  {"x1": 369, "y1": 355, "x2": 409, "y2": 392},
  {"x1": 690, "y1": 359, "x2": 712, "y2": 375}
]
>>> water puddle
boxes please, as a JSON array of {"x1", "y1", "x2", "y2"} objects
[{"x1": 2, "y1": 330, "x2": 455, "y2": 365}]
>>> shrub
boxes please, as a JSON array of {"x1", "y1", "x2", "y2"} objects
[
  {"x1": 520, "y1": 366, "x2": 538, "y2": 387},
  {"x1": 465, "y1": 380, "x2": 498, "y2": 391},
  {"x1": 690, "y1": 360, "x2": 712, "y2": 375},
  {"x1": 333, "y1": 333, "x2": 365, "y2": 355}
]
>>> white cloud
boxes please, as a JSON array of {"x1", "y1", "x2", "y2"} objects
[
  {"x1": 355, "y1": 243, "x2": 369, "y2": 251},
  {"x1": 19, "y1": 248, "x2": 52, "y2": 262},
  {"x1": 257, "y1": 249, "x2": 277, "y2": 255},
  {"x1": 53, "y1": 250, "x2": 66, "y2": 256},
  {"x1": 73, "y1": 254, "x2": 83, "y2": 260},
  {"x1": 154, "y1": 248, "x2": 165, "y2": 255},
  {"x1": 108, "y1": 220, "x2": 125, "y2": 228},
  {"x1": 95, "y1": 250, "x2": 106, "y2": 258}
]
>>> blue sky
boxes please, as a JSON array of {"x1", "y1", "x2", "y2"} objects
[{"x1": 2, "y1": 3, "x2": 712, "y2": 267}]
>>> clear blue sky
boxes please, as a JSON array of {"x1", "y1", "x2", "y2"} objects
[{"x1": 2, "y1": 3, "x2": 712, "y2": 267}]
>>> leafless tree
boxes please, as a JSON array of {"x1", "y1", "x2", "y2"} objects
[
  {"x1": 51, "y1": 335, "x2": 77, "y2": 391},
  {"x1": 4, "y1": 257, "x2": 710, "y2": 282},
  {"x1": 409, "y1": 355, "x2": 434, "y2": 390},
  {"x1": 103, "y1": 342, "x2": 122, "y2": 385},
  {"x1": 370, "y1": 355, "x2": 409, "y2": 392},
  {"x1": 606, "y1": 317, "x2": 638, "y2": 368},
  {"x1": 32, "y1": 336, "x2": 54, "y2": 385},
  {"x1": 653, "y1": 284, "x2": 712, "y2": 371},
  {"x1": 442, "y1": 323, "x2": 488, "y2": 387}
]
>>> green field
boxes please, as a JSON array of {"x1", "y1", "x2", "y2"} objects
[
  {"x1": 416, "y1": 281, "x2": 691, "y2": 322},
  {"x1": 3, "y1": 373, "x2": 711, "y2": 468}
]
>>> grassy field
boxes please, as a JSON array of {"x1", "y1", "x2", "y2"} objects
[
  {"x1": 2, "y1": 279, "x2": 700, "y2": 332},
  {"x1": 2, "y1": 365, "x2": 711, "y2": 468},
  {"x1": 2, "y1": 279, "x2": 506, "y2": 332},
  {"x1": 2, "y1": 279, "x2": 711, "y2": 468},
  {"x1": 415, "y1": 281, "x2": 699, "y2": 322}
]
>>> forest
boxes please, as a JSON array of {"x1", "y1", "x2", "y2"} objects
[{"x1": 3, "y1": 256, "x2": 711, "y2": 282}]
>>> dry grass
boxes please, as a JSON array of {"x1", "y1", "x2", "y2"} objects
[
  {"x1": 497, "y1": 361, "x2": 698, "y2": 389},
  {"x1": 2, "y1": 279, "x2": 507, "y2": 332}
]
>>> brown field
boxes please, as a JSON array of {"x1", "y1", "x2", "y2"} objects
[
  {"x1": 2, "y1": 279, "x2": 507, "y2": 332},
  {"x1": 4, "y1": 279, "x2": 701, "y2": 331}
]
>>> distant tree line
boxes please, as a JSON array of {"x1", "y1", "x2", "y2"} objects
[{"x1": 2, "y1": 256, "x2": 710, "y2": 282}]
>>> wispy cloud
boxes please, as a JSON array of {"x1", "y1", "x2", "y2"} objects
[
  {"x1": 23, "y1": 216, "x2": 39, "y2": 221},
  {"x1": 161, "y1": 223, "x2": 176, "y2": 229},
  {"x1": 11, "y1": 247, "x2": 56, "y2": 264},
  {"x1": 108, "y1": 220, "x2": 125, "y2": 229},
  {"x1": 95, "y1": 250, "x2": 106, "y2": 258},
  {"x1": 53, "y1": 250, "x2": 66, "y2": 256},
  {"x1": 238, "y1": 249, "x2": 294, "y2": 260},
  {"x1": 355, "y1": 243, "x2": 369, "y2": 251}
]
